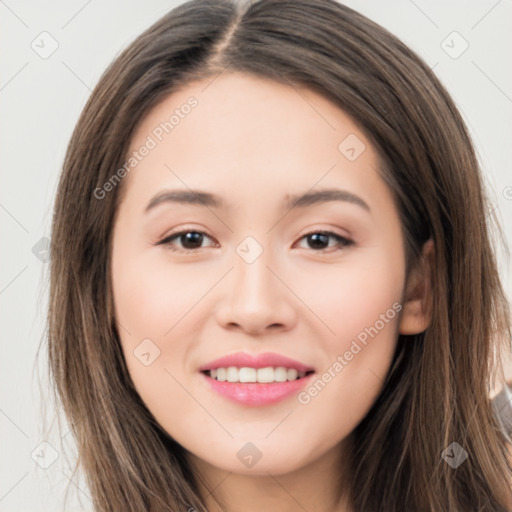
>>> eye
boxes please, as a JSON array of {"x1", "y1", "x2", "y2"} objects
[
  {"x1": 157, "y1": 230, "x2": 217, "y2": 252},
  {"x1": 157, "y1": 229, "x2": 354, "y2": 253},
  {"x1": 294, "y1": 231, "x2": 354, "y2": 252}
]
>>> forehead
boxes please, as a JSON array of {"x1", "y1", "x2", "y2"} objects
[
  {"x1": 121, "y1": 72, "x2": 387, "y2": 212},
  {"x1": 129, "y1": 71, "x2": 367, "y2": 156}
]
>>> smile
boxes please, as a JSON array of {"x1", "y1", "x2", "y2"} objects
[{"x1": 199, "y1": 352, "x2": 316, "y2": 406}]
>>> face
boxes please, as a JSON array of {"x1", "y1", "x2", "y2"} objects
[{"x1": 111, "y1": 72, "x2": 410, "y2": 477}]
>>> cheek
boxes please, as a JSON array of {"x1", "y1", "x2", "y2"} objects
[
  {"x1": 112, "y1": 253, "x2": 206, "y2": 422},
  {"x1": 112, "y1": 249, "x2": 204, "y2": 341},
  {"x1": 111, "y1": 241, "x2": 203, "y2": 396},
  {"x1": 295, "y1": 247, "x2": 404, "y2": 346},
  {"x1": 291, "y1": 249, "x2": 404, "y2": 410}
]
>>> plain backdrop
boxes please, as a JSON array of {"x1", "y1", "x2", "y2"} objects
[{"x1": 1, "y1": 1, "x2": 511, "y2": 510}]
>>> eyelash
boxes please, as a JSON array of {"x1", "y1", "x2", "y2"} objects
[{"x1": 156, "y1": 229, "x2": 354, "y2": 253}]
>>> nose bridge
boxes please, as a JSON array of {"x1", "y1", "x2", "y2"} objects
[
  {"x1": 215, "y1": 233, "x2": 296, "y2": 332},
  {"x1": 232, "y1": 235, "x2": 277, "y2": 304}
]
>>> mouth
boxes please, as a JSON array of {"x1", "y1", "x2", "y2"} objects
[{"x1": 198, "y1": 352, "x2": 316, "y2": 406}]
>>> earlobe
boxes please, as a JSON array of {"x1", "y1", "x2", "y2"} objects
[{"x1": 398, "y1": 238, "x2": 434, "y2": 335}]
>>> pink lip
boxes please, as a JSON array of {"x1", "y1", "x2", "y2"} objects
[
  {"x1": 199, "y1": 351, "x2": 314, "y2": 373},
  {"x1": 200, "y1": 373, "x2": 315, "y2": 406},
  {"x1": 199, "y1": 351, "x2": 315, "y2": 406}
]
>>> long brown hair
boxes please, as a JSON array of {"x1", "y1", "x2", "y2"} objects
[{"x1": 46, "y1": 0, "x2": 512, "y2": 510}]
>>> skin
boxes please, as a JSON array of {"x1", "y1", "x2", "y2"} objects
[{"x1": 111, "y1": 72, "x2": 432, "y2": 512}]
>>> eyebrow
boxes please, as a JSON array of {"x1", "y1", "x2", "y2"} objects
[{"x1": 145, "y1": 188, "x2": 370, "y2": 213}]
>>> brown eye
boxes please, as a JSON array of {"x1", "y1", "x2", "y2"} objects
[
  {"x1": 296, "y1": 231, "x2": 354, "y2": 252},
  {"x1": 158, "y1": 230, "x2": 217, "y2": 252}
]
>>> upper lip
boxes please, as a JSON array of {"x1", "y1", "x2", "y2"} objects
[{"x1": 199, "y1": 352, "x2": 315, "y2": 373}]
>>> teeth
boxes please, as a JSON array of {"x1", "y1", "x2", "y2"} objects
[
  {"x1": 205, "y1": 366, "x2": 309, "y2": 383},
  {"x1": 226, "y1": 367, "x2": 238, "y2": 382},
  {"x1": 274, "y1": 367, "x2": 288, "y2": 382},
  {"x1": 239, "y1": 367, "x2": 257, "y2": 382}
]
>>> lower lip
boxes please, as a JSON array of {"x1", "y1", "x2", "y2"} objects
[{"x1": 200, "y1": 372, "x2": 314, "y2": 406}]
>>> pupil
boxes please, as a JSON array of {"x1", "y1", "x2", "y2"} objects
[
  {"x1": 309, "y1": 233, "x2": 328, "y2": 249},
  {"x1": 182, "y1": 232, "x2": 202, "y2": 248}
]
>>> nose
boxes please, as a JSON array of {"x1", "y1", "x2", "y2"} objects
[{"x1": 215, "y1": 248, "x2": 298, "y2": 335}]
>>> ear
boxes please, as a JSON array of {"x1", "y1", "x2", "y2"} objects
[{"x1": 398, "y1": 238, "x2": 434, "y2": 335}]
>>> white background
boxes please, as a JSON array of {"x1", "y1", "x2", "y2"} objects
[{"x1": 1, "y1": 1, "x2": 511, "y2": 510}]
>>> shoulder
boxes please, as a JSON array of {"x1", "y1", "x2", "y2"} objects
[
  {"x1": 491, "y1": 383, "x2": 512, "y2": 437},
  {"x1": 491, "y1": 384, "x2": 512, "y2": 494}
]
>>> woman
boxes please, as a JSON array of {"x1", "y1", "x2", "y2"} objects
[{"x1": 47, "y1": 0, "x2": 512, "y2": 510}]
